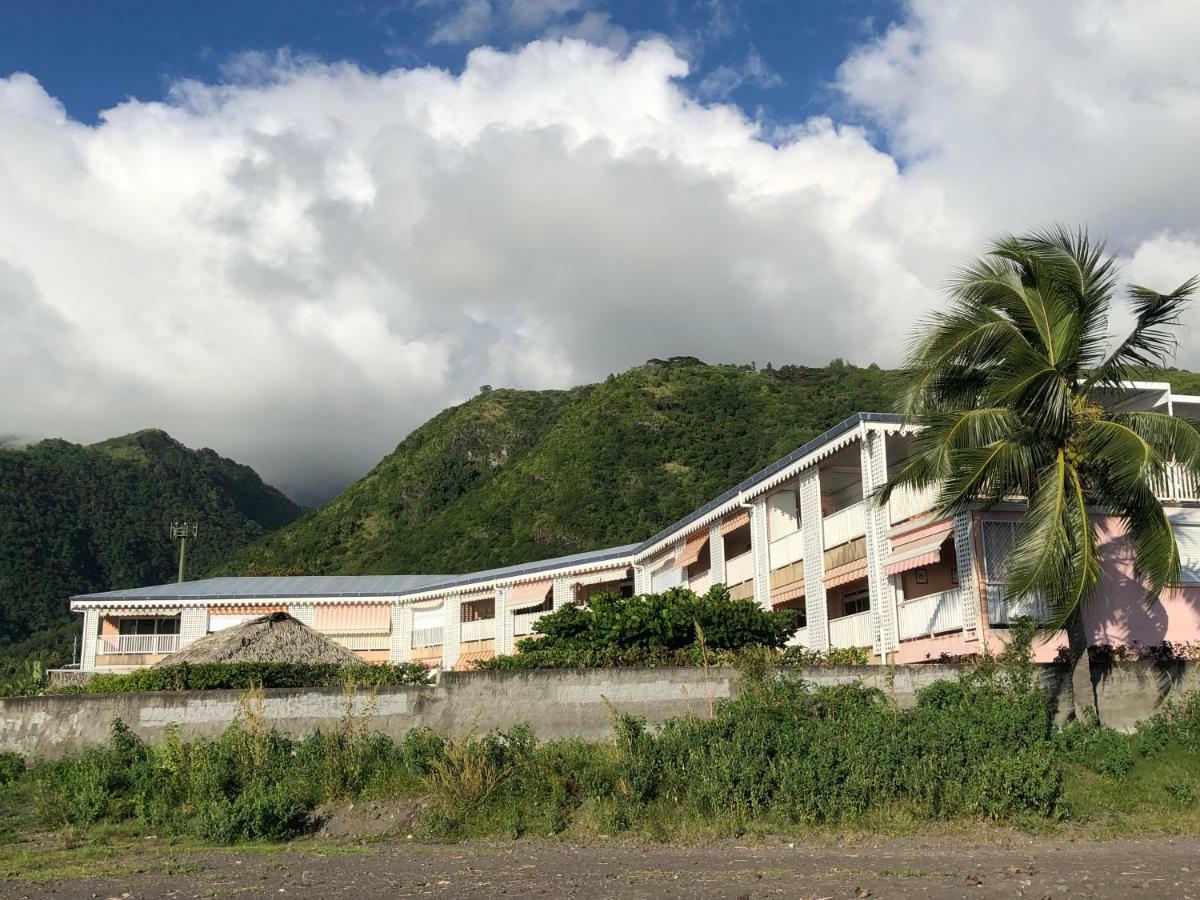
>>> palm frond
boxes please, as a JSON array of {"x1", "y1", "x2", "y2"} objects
[{"x1": 1085, "y1": 276, "x2": 1198, "y2": 391}]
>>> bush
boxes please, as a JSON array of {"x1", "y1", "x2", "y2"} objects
[
  {"x1": 0, "y1": 752, "x2": 25, "y2": 786},
  {"x1": 53, "y1": 661, "x2": 432, "y2": 694}
]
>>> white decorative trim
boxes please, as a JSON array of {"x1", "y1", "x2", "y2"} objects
[
  {"x1": 442, "y1": 597, "x2": 462, "y2": 669},
  {"x1": 860, "y1": 429, "x2": 897, "y2": 656},
  {"x1": 552, "y1": 577, "x2": 573, "y2": 609},
  {"x1": 495, "y1": 586, "x2": 510, "y2": 654},
  {"x1": 180, "y1": 607, "x2": 207, "y2": 646}
]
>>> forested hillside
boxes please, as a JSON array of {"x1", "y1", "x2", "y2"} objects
[
  {"x1": 222, "y1": 359, "x2": 906, "y2": 575},
  {"x1": 0, "y1": 429, "x2": 302, "y2": 668}
]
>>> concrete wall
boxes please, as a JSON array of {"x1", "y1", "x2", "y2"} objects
[{"x1": 2, "y1": 662, "x2": 1196, "y2": 761}]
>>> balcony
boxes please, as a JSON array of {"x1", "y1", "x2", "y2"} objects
[
  {"x1": 1155, "y1": 462, "x2": 1200, "y2": 502},
  {"x1": 769, "y1": 529, "x2": 804, "y2": 569},
  {"x1": 897, "y1": 588, "x2": 964, "y2": 640},
  {"x1": 411, "y1": 626, "x2": 444, "y2": 648},
  {"x1": 986, "y1": 585, "x2": 1050, "y2": 625},
  {"x1": 99, "y1": 634, "x2": 180, "y2": 655},
  {"x1": 725, "y1": 549, "x2": 754, "y2": 587},
  {"x1": 331, "y1": 632, "x2": 390, "y2": 651},
  {"x1": 460, "y1": 618, "x2": 495, "y2": 642},
  {"x1": 828, "y1": 610, "x2": 874, "y2": 649},
  {"x1": 823, "y1": 501, "x2": 866, "y2": 550},
  {"x1": 888, "y1": 481, "x2": 941, "y2": 524},
  {"x1": 513, "y1": 611, "x2": 544, "y2": 636},
  {"x1": 786, "y1": 626, "x2": 809, "y2": 648}
]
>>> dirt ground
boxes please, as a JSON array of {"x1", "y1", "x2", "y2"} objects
[{"x1": 3, "y1": 833, "x2": 1200, "y2": 900}]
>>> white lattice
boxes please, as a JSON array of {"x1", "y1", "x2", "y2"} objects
[
  {"x1": 287, "y1": 604, "x2": 315, "y2": 626},
  {"x1": 632, "y1": 565, "x2": 650, "y2": 595},
  {"x1": 81, "y1": 609, "x2": 99, "y2": 671},
  {"x1": 708, "y1": 522, "x2": 725, "y2": 586},
  {"x1": 495, "y1": 586, "x2": 510, "y2": 654},
  {"x1": 179, "y1": 607, "x2": 207, "y2": 647},
  {"x1": 860, "y1": 430, "x2": 896, "y2": 656},
  {"x1": 955, "y1": 512, "x2": 982, "y2": 633},
  {"x1": 442, "y1": 597, "x2": 462, "y2": 669},
  {"x1": 751, "y1": 496, "x2": 771, "y2": 609},
  {"x1": 390, "y1": 604, "x2": 412, "y2": 662},
  {"x1": 798, "y1": 467, "x2": 829, "y2": 650},
  {"x1": 553, "y1": 576, "x2": 574, "y2": 608}
]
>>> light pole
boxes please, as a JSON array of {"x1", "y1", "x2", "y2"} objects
[{"x1": 170, "y1": 521, "x2": 199, "y2": 583}]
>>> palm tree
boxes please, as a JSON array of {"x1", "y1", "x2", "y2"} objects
[{"x1": 881, "y1": 227, "x2": 1200, "y2": 720}]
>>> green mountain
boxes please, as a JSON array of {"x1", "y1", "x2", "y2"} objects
[
  {"x1": 0, "y1": 429, "x2": 303, "y2": 665},
  {"x1": 223, "y1": 359, "x2": 907, "y2": 576}
]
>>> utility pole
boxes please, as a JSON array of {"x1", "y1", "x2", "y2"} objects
[{"x1": 170, "y1": 521, "x2": 199, "y2": 583}]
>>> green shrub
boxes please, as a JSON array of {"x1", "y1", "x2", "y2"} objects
[
  {"x1": 1164, "y1": 776, "x2": 1197, "y2": 805},
  {"x1": 0, "y1": 752, "x2": 25, "y2": 786},
  {"x1": 55, "y1": 661, "x2": 432, "y2": 695}
]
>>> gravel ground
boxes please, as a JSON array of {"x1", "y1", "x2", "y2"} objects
[{"x1": 4, "y1": 834, "x2": 1200, "y2": 900}]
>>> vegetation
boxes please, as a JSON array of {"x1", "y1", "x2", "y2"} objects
[
  {"x1": 474, "y1": 644, "x2": 871, "y2": 671},
  {"x1": 882, "y1": 227, "x2": 1200, "y2": 720},
  {"x1": 9, "y1": 630, "x2": 1199, "y2": 846},
  {"x1": 0, "y1": 429, "x2": 302, "y2": 682},
  {"x1": 47, "y1": 661, "x2": 432, "y2": 694}
]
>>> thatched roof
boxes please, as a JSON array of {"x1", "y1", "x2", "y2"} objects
[{"x1": 153, "y1": 612, "x2": 368, "y2": 667}]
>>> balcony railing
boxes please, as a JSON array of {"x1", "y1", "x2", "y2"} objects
[
  {"x1": 828, "y1": 609, "x2": 874, "y2": 648},
  {"x1": 411, "y1": 626, "x2": 444, "y2": 648},
  {"x1": 897, "y1": 588, "x2": 964, "y2": 640},
  {"x1": 330, "y1": 632, "x2": 390, "y2": 651},
  {"x1": 688, "y1": 570, "x2": 714, "y2": 594},
  {"x1": 768, "y1": 529, "x2": 804, "y2": 569},
  {"x1": 985, "y1": 585, "x2": 1050, "y2": 625},
  {"x1": 98, "y1": 634, "x2": 180, "y2": 655},
  {"x1": 460, "y1": 618, "x2": 495, "y2": 642},
  {"x1": 725, "y1": 550, "x2": 754, "y2": 587},
  {"x1": 1154, "y1": 462, "x2": 1200, "y2": 502},
  {"x1": 786, "y1": 626, "x2": 809, "y2": 648},
  {"x1": 888, "y1": 481, "x2": 941, "y2": 524},
  {"x1": 513, "y1": 611, "x2": 543, "y2": 636},
  {"x1": 823, "y1": 501, "x2": 866, "y2": 550}
]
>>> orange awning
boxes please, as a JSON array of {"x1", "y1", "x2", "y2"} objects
[
  {"x1": 208, "y1": 604, "x2": 286, "y2": 617},
  {"x1": 313, "y1": 602, "x2": 391, "y2": 633},
  {"x1": 454, "y1": 649, "x2": 495, "y2": 671},
  {"x1": 824, "y1": 558, "x2": 869, "y2": 588},
  {"x1": 674, "y1": 532, "x2": 709, "y2": 569},
  {"x1": 884, "y1": 522, "x2": 954, "y2": 576},
  {"x1": 771, "y1": 582, "x2": 806, "y2": 604},
  {"x1": 509, "y1": 579, "x2": 552, "y2": 603},
  {"x1": 719, "y1": 511, "x2": 750, "y2": 535}
]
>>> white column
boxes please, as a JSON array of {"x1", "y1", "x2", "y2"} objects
[
  {"x1": 954, "y1": 511, "x2": 982, "y2": 636},
  {"x1": 390, "y1": 603, "x2": 412, "y2": 662},
  {"x1": 708, "y1": 523, "x2": 726, "y2": 587},
  {"x1": 494, "y1": 586, "x2": 510, "y2": 654},
  {"x1": 179, "y1": 607, "x2": 207, "y2": 646},
  {"x1": 861, "y1": 429, "x2": 898, "y2": 659},
  {"x1": 442, "y1": 596, "x2": 462, "y2": 670},
  {"x1": 632, "y1": 565, "x2": 650, "y2": 595},
  {"x1": 81, "y1": 609, "x2": 99, "y2": 671},
  {"x1": 750, "y1": 496, "x2": 771, "y2": 610},
  {"x1": 798, "y1": 467, "x2": 830, "y2": 651},
  {"x1": 287, "y1": 604, "x2": 315, "y2": 626}
]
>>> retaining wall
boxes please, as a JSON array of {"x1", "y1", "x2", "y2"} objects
[{"x1": 1, "y1": 662, "x2": 1195, "y2": 760}]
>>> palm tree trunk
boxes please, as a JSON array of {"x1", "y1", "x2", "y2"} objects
[{"x1": 1065, "y1": 610, "x2": 1097, "y2": 723}]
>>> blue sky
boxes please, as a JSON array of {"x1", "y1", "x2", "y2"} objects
[{"x1": 0, "y1": 0, "x2": 898, "y2": 125}]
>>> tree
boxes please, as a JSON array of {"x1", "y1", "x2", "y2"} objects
[{"x1": 880, "y1": 227, "x2": 1200, "y2": 721}]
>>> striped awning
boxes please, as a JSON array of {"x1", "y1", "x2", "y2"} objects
[
  {"x1": 824, "y1": 558, "x2": 869, "y2": 588},
  {"x1": 100, "y1": 608, "x2": 184, "y2": 617},
  {"x1": 454, "y1": 649, "x2": 494, "y2": 671},
  {"x1": 770, "y1": 582, "x2": 806, "y2": 604},
  {"x1": 509, "y1": 579, "x2": 552, "y2": 602},
  {"x1": 313, "y1": 602, "x2": 391, "y2": 633},
  {"x1": 208, "y1": 604, "x2": 286, "y2": 617},
  {"x1": 674, "y1": 532, "x2": 709, "y2": 569},
  {"x1": 884, "y1": 523, "x2": 954, "y2": 576},
  {"x1": 719, "y1": 511, "x2": 750, "y2": 535},
  {"x1": 573, "y1": 569, "x2": 626, "y2": 587}
]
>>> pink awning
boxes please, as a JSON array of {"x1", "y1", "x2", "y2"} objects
[
  {"x1": 313, "y1": 602, "x2": 391, "y2": 633},
  {"x1": 674, "y1": 532, "x2": 709, "y2": 569},
  {"x1": 884, "y1": 523, "x2": 954, "y2": 576},
  {"x1": 824, "y1": 558, "x2": 869, "y2": 588},
  {"x1": 770, "y1": 582, "x2": 806, "y2": 604},
  {"x1": 509, "y1": 579, "x2": 552, "y2": 603}
]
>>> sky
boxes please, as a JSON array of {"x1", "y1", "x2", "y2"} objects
[{"x1": 2, "y1": 0, "x2": 1199, "y2": 504}]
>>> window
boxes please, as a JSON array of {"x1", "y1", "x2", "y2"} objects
[
  {"x1": 117, "y1": 616, "x2": 179, "y2": 636},
  {"x1": 841, "y1": 586, "x2": 870, "y2": 616},
  {"x1": 981, "y1": 520, "x2": 1017, "y2": 584}
]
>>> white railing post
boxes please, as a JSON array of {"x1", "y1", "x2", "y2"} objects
[
  {"x1": 495, "y1": 586, "x2": 510, "y2": 655},
  {"x1": 953, "y1": 512, "x2": 982, "y2": 635}
]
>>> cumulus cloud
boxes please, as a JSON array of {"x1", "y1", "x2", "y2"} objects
[{"x1": 2, "y1": 0, "x2": 1199, "y2": 500}]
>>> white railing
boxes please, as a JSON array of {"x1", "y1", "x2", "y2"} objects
[
  {"x1": 828, "y1": 610, "x2": 874, "y2": 648},
  {"x1": 985, "y1": 585, "x2": 1051, "y2": 625},
  {"x1": 513, "y1": 611, "x2": 544, "y2": 636},
  {"x1": 888, "y1": 481, "x2": 941, "y2": 524},
  {"x1": 725, "y1": 550, "x2": 754, "y2": 587},
  {"x1": 460, "y1": 618, "x2": 495, "y2": 642},
  {"x1": 330, "y1": 632, "x2": 390, "y2": 651},
  {"x1": 823, "y1": 501, "x2": 866, "y2": 550},
  {"x1": 98, "y1": 634, "x2": 180, "y2": 655},
  {"x1": 1154, "y1": 462, "x2": 1200, "y2": 502},
  {"x1": 786, "y1": 626, "x2": 809, "y2": 648},
  {"x1": 769, "y1": 529, "x2": 804, "y2": 569},
  {"x1": 411, "y1": 626, "x2": 444, "y2": 648},
  {"x1": 688, "y1": 571, "x2": 714, "y2": 594},
  {"x1": 897, "y1": 588, "x2": 964, "y2": 640}
]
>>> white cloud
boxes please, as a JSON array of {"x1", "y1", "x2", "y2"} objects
[
  {"x1": 429, "y1": 0, "x2": 493, "y2": 45},
  {"x1": 3, "y1": 0, "x2": 1200, "y2": 499},
  {"x1": 697, "y1": 48, "x2": 782, "y2": 100}
]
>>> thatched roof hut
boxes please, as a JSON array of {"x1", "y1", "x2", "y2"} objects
[{"x1": 153, "y1": 612, "x2": 368, "y2": 667}]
